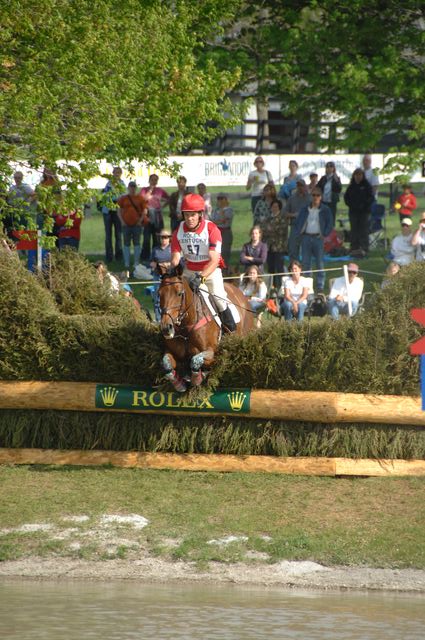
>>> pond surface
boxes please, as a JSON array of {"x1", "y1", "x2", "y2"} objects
[{"x1": 1, "y1": 580, "x2": 424, "y2": 639}]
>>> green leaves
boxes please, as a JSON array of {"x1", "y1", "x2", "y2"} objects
[{"x1": 0, "y1": 0, "x2": 241, "y2": 215}]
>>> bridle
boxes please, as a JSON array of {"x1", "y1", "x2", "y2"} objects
[{"x1": 159, "y1": 277, "x2": 194, "y2": 333}]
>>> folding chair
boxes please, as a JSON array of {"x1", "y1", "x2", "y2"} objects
[{"x1": 369, "y1": 203, "x2": 386, "y2": 250}]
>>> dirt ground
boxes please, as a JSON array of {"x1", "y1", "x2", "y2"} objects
[{"x1": 1, "y1": 556, "x2": 425, "y2": 593}]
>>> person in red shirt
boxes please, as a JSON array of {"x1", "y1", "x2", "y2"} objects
[
  {"x1": 395, "y1": 184, "x2": 417, "y2": 223},
  {"x1": 117, "y1": 181, "x2": 147, "y2": 270},
  {"x1": 170, "y1": 193, "x2": 236, "y2": 332},
  {"x1": 54, "y1": 210, "x2": 82, "y2": 250}
]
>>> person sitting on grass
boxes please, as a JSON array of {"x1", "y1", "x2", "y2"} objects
[
  {"x1": 381, "y1": 261, "x2": 400, "y2": 288},
  {"x1": 279, "y1": 259, "x2": 310, "y2": 322},
  {"x1": 327, "y1": 263, "x2": 363, "y2": 319}
]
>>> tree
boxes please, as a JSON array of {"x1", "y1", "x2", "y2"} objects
[
  {"x1": 211, "y1": 1, "x2": 425, "y2": 175},
  {"x1": 0, "y1": 0, "x2": 241, "y2": 218}
]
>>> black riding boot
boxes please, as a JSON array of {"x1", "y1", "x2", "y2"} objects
[{"x1": 219, "y1": 307, "x2": 236, "y2": 332}]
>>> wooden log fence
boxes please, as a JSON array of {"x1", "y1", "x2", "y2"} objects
[
  {"x1": 0, "y1": 381, "x2": 424, "y2": 476},
  {"x1": 1, "y1": 448, "x2": 425, "y2": 477},
  {"x1": 0, "y1": 381, "x2": 423, "y2": 426}
]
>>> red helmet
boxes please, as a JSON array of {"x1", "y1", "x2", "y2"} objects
[{"x1": 181, "y1": 193, "x2": 205, "y2": 213}]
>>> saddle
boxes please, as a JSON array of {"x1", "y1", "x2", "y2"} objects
[{"x1": 198, "y1": 287, "x2": 240, "y2": 329}]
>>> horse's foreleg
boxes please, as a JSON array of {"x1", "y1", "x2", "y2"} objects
[
  {"x1": 190, "y1": 349, "x2": 214, "y2": 386},
  {"x1": 162, "y1": 353, "x2": 187, "y2": 393}
]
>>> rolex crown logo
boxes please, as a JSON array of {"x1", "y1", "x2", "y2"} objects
[
  {"x1": 227, "y1": 391, "x2": 247, "y2": 412},
  {"x1": 99, "y1": 386, "x2": 119, "y2": 407}
]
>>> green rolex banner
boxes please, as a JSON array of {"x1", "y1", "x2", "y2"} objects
[{"x1": 95, "y1": 385, "x2": 251, "y2": 414}]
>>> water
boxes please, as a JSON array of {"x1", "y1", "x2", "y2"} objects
[{"x1": 1, "y1": 580, "x2": 424, "y2": 639}]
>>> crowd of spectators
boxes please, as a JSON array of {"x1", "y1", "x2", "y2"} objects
[{"x1": 2, "y1": 154, "x2": 424, "y2": 325}]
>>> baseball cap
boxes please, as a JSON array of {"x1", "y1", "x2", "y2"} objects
[
  {"x1": 347, "y1": 263, "x2": 359, "y2": 273},
  {"x1": 128, "y1": 181, "x2": 137, "y2": 187},
  {"x1": 401, "y1": 218, "x2": 412, "y2": 226},
  {"x1": 296, "y1": 178, "x2": 306, "y2": 185}
]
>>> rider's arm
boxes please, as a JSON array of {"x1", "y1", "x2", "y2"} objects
[
  {"x1": 200, "y1": 250, "x2": 220, "y2": 279},
  {"x1": 170, "y1": 250, "x2": 181, "y2": 268}
]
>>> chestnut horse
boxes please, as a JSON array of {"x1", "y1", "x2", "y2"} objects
[{"x1": 158, "y1": 266, "x2": 254, "y2": 392}]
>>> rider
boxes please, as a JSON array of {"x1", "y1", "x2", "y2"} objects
[{"x1": 170, "y1": 193, "x2": 236, "y2": 332}]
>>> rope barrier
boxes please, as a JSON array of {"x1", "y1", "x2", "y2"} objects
[{"x1": 126, "y1": 265, "x2": 387, "y2": 287}]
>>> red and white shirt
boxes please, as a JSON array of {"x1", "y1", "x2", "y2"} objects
[{"x1": 171, "y1": 219, "x2": 224, "y2": 271}]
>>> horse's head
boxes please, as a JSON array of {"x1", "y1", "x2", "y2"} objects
[{"x1": 158, "y1": 265, "x2": 189, "y2": 339}]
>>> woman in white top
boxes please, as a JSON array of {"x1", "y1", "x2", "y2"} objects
[
  {"x1": 279, "y1": 259, "x2": 309, "y2": 321},
  {"x1": 246, "y1": 156, "x2": 274, "y2": 214},
  {"x1": 239, "y1": 265, "x2": 268, "y2": 313}
]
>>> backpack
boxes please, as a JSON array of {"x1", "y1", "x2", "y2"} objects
[
  {"x1": 308, "y1": 295, "x2": 328, "y2": 317},
  {"x1": 122, "y1": 196, "x2": 143, "y2": 226}
]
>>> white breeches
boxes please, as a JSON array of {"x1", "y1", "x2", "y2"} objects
[{"x1": 184, "y1": 267, "x2": 228, "y2": 312}]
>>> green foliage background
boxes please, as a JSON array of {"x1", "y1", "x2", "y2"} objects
[{"x1": 0, "y1": 248, "x2": 423, "y2": 458}]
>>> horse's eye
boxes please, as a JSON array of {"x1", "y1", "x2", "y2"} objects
[{"x1": 177, "y1": 290, "x2": 184, "y2": 297}]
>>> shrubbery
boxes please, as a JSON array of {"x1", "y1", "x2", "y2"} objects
[{"x1": 0, "y1": 248, "x2": 423, "y2": 458}]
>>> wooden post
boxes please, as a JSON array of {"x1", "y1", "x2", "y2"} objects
[{"x1": 0, "y1": 381, "x2": 423, "y2": 426}]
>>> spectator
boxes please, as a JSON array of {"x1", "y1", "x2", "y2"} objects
[
  {"x1": 317, "y1": 161, "x2": 342, "y2": 224},
  {"x1": 411, "y1": 214, "x2": 425, "y2": 262},
  {"x1": 197, "y1": 183, "x2": 212, "y2": 219},
  {"x1": 391, "y1": 218, "x2": 415, "y2": 266},
  {"x1": 344, "y1": 168, "x2": 374, "y2": 258},
  {"x1": 246, "y1": 156, "x2": 274, "y2": 213},
  {"x1": 240, "y1": 226, "x2": 268, "y2": 274},
  {"x1": 4, "y1": 172, "x2": 36, "y2": 255},
  {"x1": 6, "y1": 171, "x2": 35, "y2": 221},
  {"x1": 279, "y1": 259, "x2": 310, "y2": 322},
  {"x1": 121, "y1": 283, "x2": 142, "y2": 312},
  {"x1": 278, "y1": 160, "x2": 302, "y2": 201},
  {"x1": 307, "y1": 172, "x2": 319, "y2": 194},
  {"x1": 169, "y1": 176, "x2": 189, "y2": 231},
  {"x1": 294, "y1": 187, "x2": 333, "y2": 293},
  {"x1": 381, "y1": 261, "x2": 400, "y2": 288},
  {"x1": 327, "y1": 263, "x2": 363, "y2": 319},
  {"x1": 239, "y1": 265, "x2": 268, "y2": 315},
  {"x1": 101, "y1": 166, "x2": 126, "y2": 263},
  {"x1": 394, "y1": 184, "x2": 417, "y2": 223},
  {"x1": 286, "y1": 178, "x2": 312, "y2": 261},
  {"x1": 361, "y1": 154, "x2": 379, "y2": 198},
  {"x1": 54, "y1": 210, "x2": 82, "y2": 251},
  {"x1": 149, "y1": 228, "x2": 173, "y2": 322},
  {"x1": 261, "y1": 199, "x2": 288, "y2": 288},
  {"x1": 210, "y1": 193, "x2": 233, "y2": 273},
  {"x1": 253, "y1": 183, "x2": 277, "y2": 225},
  {"x1": 117, "y1": 181, "x2": 147, "y2": 272},
  {"x1": 94, "y1": 260, "x2": 120, "y2": 293},
  {"x1": 140, "y1": 174, "x2": 169, "y2": 260}
]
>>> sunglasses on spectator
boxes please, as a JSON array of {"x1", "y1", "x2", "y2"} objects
[
  {"x1": 348, "y1": 270, "x2": 357, "y2": 274},
  {"x1": 401, "y1": 223, "x2": 410, "y2": 227}
]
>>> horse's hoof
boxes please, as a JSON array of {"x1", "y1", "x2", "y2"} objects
[
  {"x1": 174, "y1": 381, "x2": 187, "y2": 393},
  {"x1": 191, "y1": 370, "x2": 206, "y2": 386}
]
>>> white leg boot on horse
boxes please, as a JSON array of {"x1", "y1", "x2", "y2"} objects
[
  {"x1": 162, "y1": 354, "x2": 187, "y2": 393},
  {"x1": 190, "y1": 350, "x2": 213, "y2": 386}
]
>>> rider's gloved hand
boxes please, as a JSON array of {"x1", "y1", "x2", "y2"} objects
[{"x1": 189, "y1": 272, "x2": 204, "y2": 293}]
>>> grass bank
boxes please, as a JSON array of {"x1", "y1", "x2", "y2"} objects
[{"x1": 1, "y1": 466, "x2": 424, "y2": 569}]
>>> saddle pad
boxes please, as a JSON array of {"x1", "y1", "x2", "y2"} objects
[{"x1": 199, "y1": 288, "x2": 240, "y2": 327}]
